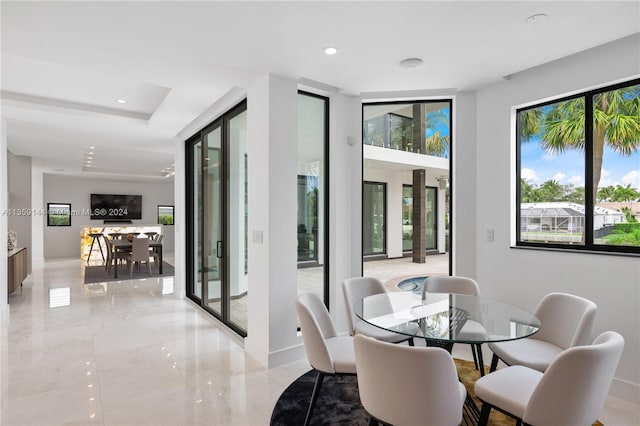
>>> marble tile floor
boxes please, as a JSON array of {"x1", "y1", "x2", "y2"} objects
[{"x1": 2, "y1": 257, "x2": 638, "y2": 425}]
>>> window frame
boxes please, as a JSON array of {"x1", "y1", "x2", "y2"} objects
[
  {"x1": 47, "y1": 202, "x2": 72, "y2": 227},
  {"x1": 157, "y1": 205, "x2": 174, "y2": 225},
  {"x1": 515, "y1": 78, "x2": 640, "y2": 255}
]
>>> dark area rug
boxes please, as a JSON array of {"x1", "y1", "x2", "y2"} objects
[
  {"x1": 270, "y1": 371, "x2": 366, "y2": 426},
  {"x1": 83, "y1": 262, "x2": 174, "y2": 284},
  {"x1": 271, "y1": 359, "x2": 604, "y2": 426}
]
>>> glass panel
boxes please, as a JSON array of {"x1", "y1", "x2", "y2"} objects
[
  {"x1": 402, "y1": 185, "x2": 413, "y2": 251},
  {"x1": 204, "y1": 127, "x2": 222, "y2": 316},
  {"x1": 519, "y1": 99, "x2": 586, "y2": 245},
  {"x1": 363, "y1": 182, "x2": 385, "y2": 255},
  {"x1": 297, "y1": 175, "x2": 318, "y2": 261},
  {"x1": 593, "y1": 84, "x2": 640, "y2": 248},
  {"x1": 363, "y1": 100, "x2": 452, "y2": 280},
  {"x1": 297, "y1": 93, "x2": 327, "y2": 302},
  {"x1": 228, "y1": 110, "x2": 248, "y2": 332},
  {"x1": 363, "y1": 102, "x2": 450, "y2": 157},
  {"x1": 425, "y1": 187, "x2": 437, "y2": 249},
  {"x1": 158, "y1": 205, "x2": 174, "y2": 225},
  {"x1": 402, "y1": 186, "x2": 437, "y2": 251},
  {"x1": 193, "y1": 140, "x2": 202, "y2": 300}
]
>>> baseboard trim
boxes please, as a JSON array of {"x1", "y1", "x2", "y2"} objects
[
  {"x1": 267, "y1": 343, "x2": 307, "y2": 368},
  {"x1": 609, "y1": 376, "x2": 640, "y2": 404}
]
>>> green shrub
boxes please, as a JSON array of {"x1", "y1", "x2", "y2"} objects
[{"x1": 614, "y1": 222, "x2": 640, "y2": 233}]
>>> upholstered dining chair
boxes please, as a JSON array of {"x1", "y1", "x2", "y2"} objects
[
  {"x1": 103, "y1": 235, "x2": 128, "y2": 274},
  {"x1": 127, "y1": 237, "x2": 152, "y2": 275},
  {"x1": 342, "y1": 277, "x2": 414, "y2": 346},
  {"x1": 422, "y1": 275, "x2": 486, "y2": 374},
  {"x1": 488, "y1": 292, "x2": 597, "y2": 373},
  {"x1": 354, "y1": 334, "x2": 467, "y2": 426},
  {"x1": 475, "y1": 331, "x2": 624, "y2": 426},
  {"x1": 295, "y1": 292, "x2": 357, "y2": 426}
]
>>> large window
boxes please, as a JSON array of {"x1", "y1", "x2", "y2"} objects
[
  {"x1": 516, "y1": 79, "x2": 639, "y2": 254},
  {"x1": 297, "y1": 91, "x2": 329, "y2": 304}
]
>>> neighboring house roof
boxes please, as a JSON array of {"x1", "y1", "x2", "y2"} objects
[{"x1": 521, "y1": 202, "x2": 625, "y2": 218}]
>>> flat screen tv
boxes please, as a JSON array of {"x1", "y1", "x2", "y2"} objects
[{"x1": 90, "y1": 194, "x2": 142, "y2": 220}]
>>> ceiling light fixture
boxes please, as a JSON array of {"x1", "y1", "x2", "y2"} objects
[
  {"x1": 116, "y1": 99, "x2": 127, "y2": 104},
  {"x1": 324, "y1": 47, "x2": 338, "y2": 55},
  {"x1": 526, "y1": 13, "x2": 548, "y2": 24},
  {"x1": 399, "y1": 58, "x2": 423, "y2": 69}
]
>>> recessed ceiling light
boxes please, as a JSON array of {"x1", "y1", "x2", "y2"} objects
[
  {"x1": 89, "y1": 146, "x2": 95, "y2": 149},
  {"x1": 116, "y1": 99, "x2": 127, "y2": 104},
  {"x1": 399, "y1": 58, "x2": 423, "y2": 69},
  {"x1": 324, "y1": 47, "x2": 338, "y2": 55},
  {"x1": 526, "y1": 13, "x2": 548, "y2": 24}
]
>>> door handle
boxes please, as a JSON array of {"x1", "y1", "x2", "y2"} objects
[{"x1": 216, "y1": 241, "x2": 223, "y2": 258}]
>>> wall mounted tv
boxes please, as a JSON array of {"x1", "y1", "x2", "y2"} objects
[{"x1": 90, "y1": 194, "x2": 142, "y2": 220}]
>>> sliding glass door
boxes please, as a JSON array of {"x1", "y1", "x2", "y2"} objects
[
  {"x1": 363, "y1": 182, "x2": 386, "y2": 256},
  {"x1": 402, "y1": 185, "x2": 438, "y2": 252},
  {"x1": 186, "y1": 100, "x2": 247, "y2": 336}
]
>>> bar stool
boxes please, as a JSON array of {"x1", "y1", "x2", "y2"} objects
[
  {"x1": 144, "y1": 231, "x2": 158, "y2": 240},
  {"x1": 108, "y1": 232, "x2": 123, "y2": 240},
  {"x1": 87, "y1": 233, "x2": 106, "y2": 265}
]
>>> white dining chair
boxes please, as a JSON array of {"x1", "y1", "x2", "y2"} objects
[
  {"x1": 127, "y1": 237, "x2": 152, "y2": 275},
  {"x1": 488, "y1": 292, "x2": 597, "y2": 373},
  {"x1": 422, "y1": 275, "x2": 487, "y2": 374},
  {"x1": 342, "y1": 277, "x2": 414, "y2": 345},
  {"x1": 475, "y1": 331, "x2": 624, "y2": 426},
  {"x1": 295, "y1": 292, "x2": 356, "y2": 426},
  {"x1": 354, "y1": 334, "x2": 467, "y2": 426}
]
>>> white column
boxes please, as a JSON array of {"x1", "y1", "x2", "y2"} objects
[{"x1": 245, "y1": 74, "x2": 299, "y2": 367}]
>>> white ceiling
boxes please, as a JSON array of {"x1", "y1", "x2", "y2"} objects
[{"x1": 2, "y1": 1, "x2": 638, "y2": 180}]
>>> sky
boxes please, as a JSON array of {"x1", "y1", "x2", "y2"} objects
[{"x1": 521, "y1": 138, "x2": 640, "y2": 190}]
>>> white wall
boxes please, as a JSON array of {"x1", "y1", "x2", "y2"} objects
[
  {"x1": 475, "y1": 34, "x2": 640, "y2": 402},
  {"x1": 1, "y1": 120, "x2": 9, "y2": 319},
  {"x1": 42, "y1": 174, "x2": 175, "y2": 258},
  {"x1": 7, "y1": 153, "x2": 32, "y2": 273},
  {"x1": 452, "y1": 92, "x2": 477, "y2": 278}
]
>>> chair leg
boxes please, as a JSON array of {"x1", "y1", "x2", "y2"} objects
[
  {"x1": 304, "y1": 371, "x2": 325, "y2": 426},
  {"x1": 490, "y1": 353, "x2": 500, "y2": 372},
  {"x1": 408, "y1": 338, "x2": 414, "y2": 346},
  {"x1": 476, "y1": 344, "x2": 485, "y2": 376},
  {"x1": 471, "y1": 344, "x2": 479, "y2": 369},
  {"x1": 478, "y1": 402, "x2": 492, "y2": 426}
]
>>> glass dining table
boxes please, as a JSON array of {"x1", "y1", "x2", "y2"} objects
[{"x1": 354, "y1": 291, "x2": 541, "y2": 425}]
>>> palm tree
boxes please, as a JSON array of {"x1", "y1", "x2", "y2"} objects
[
  {"x1": 613, "y1": 184, "x2": 639, "y2": 206},
  {"x1": 424, "y1": 109, "x2": 450, "y2": 157},
  {"x1": 597, "y1": 185, "x2": 616, "y2": 202},
  {"x1": 520, "y1": 178, "x2": 540, "y2": 202},
  {"x1": 521, "y1": 84, "x2": 640, "y2": 202},
  {"x1": 538, "y1": 179, "x2": 564, "y2": 202}
]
